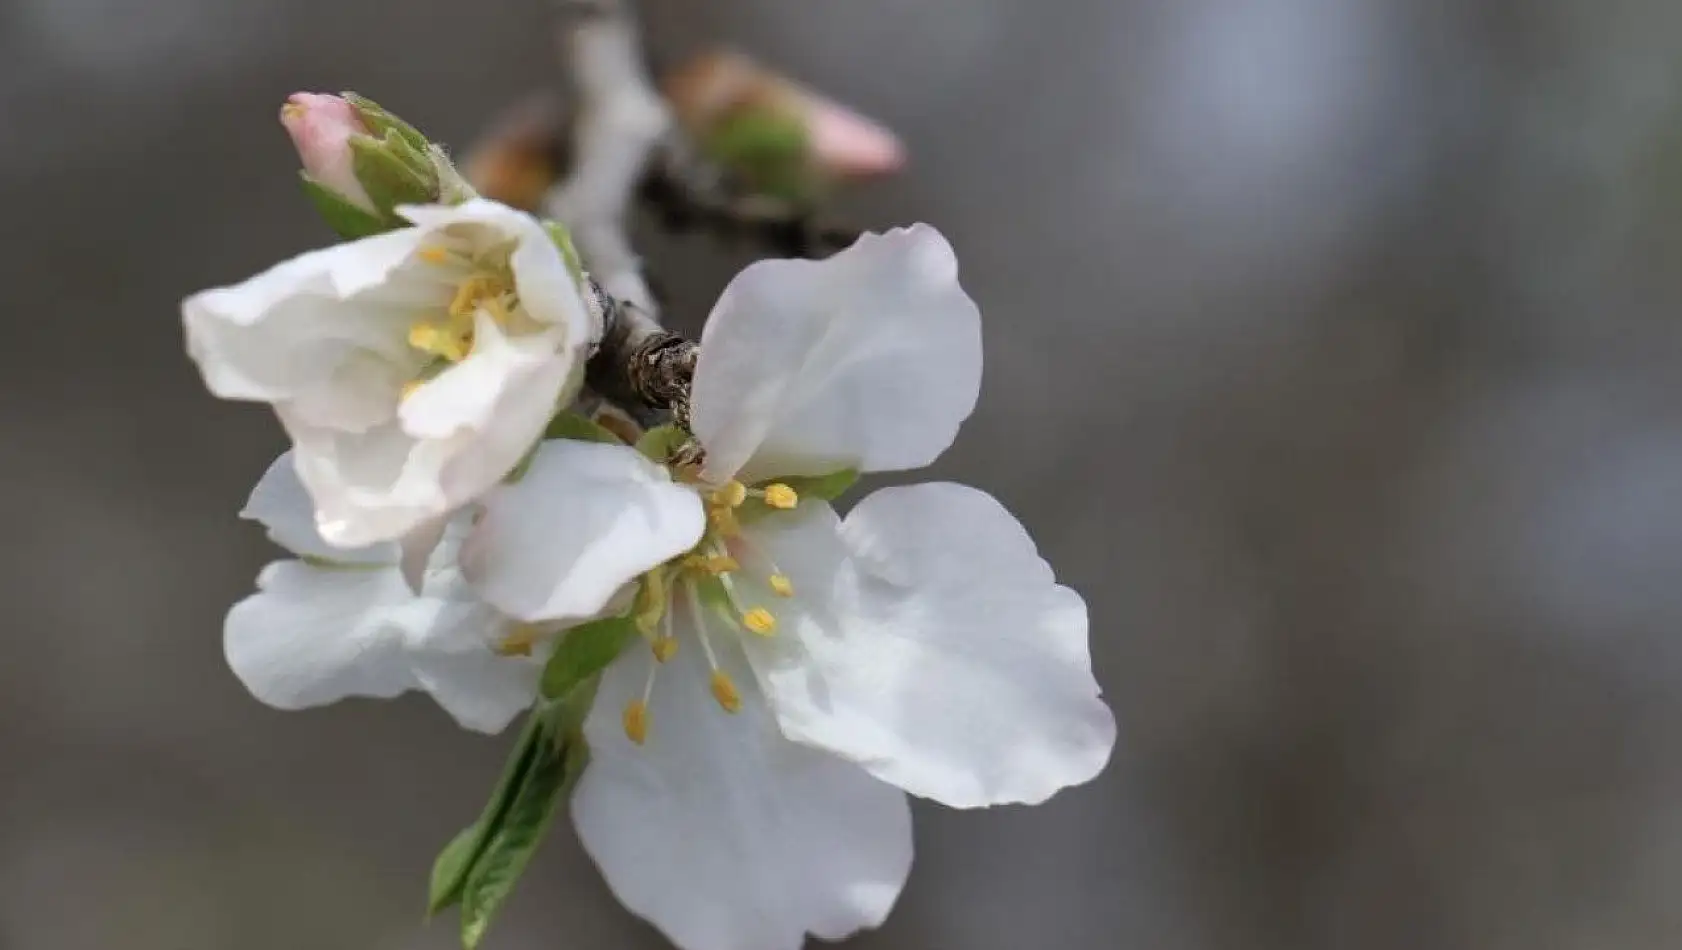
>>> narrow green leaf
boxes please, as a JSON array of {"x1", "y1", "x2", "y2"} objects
[
  {"x1": 540, "y1": 616, "x2": 638, "y2": 700},
  {"x1": 636, "y1": 424, "x2": 690, "y2": 463},
  {"x1": 542, "y1": 411, "x2": 624, "y2": 445},
  {"x1": 460, "y1": 727, "x2": 571, "y2": 949},
  {"x1": 427, "y1": 825, "x2": 480, "y2": 914},
  {"x1": 425, "y1": 713, "x2": 545, "y2": 915},
  {"x1": 299, "y1": 173, "x2": 390, "y2": 239}
]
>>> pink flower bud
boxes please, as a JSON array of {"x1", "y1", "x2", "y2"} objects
[
  {"x1": 280, "y1": 93, "x2": 376, "y2": 213},
  {"x1": 664, "y1": 52, "x2": 906, "y2": 182}
]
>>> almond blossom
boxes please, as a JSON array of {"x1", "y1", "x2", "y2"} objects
[
  {"x1": 182, "y1": 198, "x2": 595, "y2": 550},
  {"x1": 461, "y1": 225, "x2": 1116, "y2": 950}
]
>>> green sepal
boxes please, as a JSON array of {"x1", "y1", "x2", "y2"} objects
[
  {"x1": 540, "y1": 616, "x2": 638, "y2": 701},
  {"x1": 426, "y1": 712, "x2": 547, "y2": 916},
  {"x1": 543, "y1": 220, "x2": 587, "y2": 287},
  {"x1": 350, "y1": 132, "x2": 436, "y2": 217},
  {"x1": 299, "y1": 173, "x2": 389, "y2": 239},
  {"x1": 342, "y1": 92, "x2": 431, "y2": 156},
  {"x1": 542, "y1": 410, "x2": 625, "y2": 445},
  {"x1": 636, "y1": 424, "x2": 691, "y2": 464},
  {"x1": 738, "y1": 468, "x2": 861, "y2": 523},
  {"x1": 775, "y1": 468, "x2": 859, "y2": 502},
  {"x1": 458, "y1": 717, "x2": 572, "y2": 949}
]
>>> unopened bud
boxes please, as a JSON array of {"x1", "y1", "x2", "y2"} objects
[
  {"x1": 281, "y1": 93, "x2": 376, "y2": 213},
  {"x1": 283, "y1": 91, "x2": 474, "y2": 238},
  {"x1": 662, "y1": 51, "x2": 905, "y2": 203}
]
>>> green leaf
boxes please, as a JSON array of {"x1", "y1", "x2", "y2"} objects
[
  {"x1": 425, "y1": 713, "x2": 546, "y2": 915},
  {"x1": 460, "y1": 725, "x2": 572, "y2": 949},
  {"x1": 540, "y1": 616, "x2": 638, "y2": 700},
  {"x1": 636, "y1": 424, "x2": 690, "y2": 463},
  {"x1": 299, "y1": 173, "x2": 389, "y2": 239},
  {"x1": 350, "y1": 133, "x2": 436, "y2": 214},
  {"x1": 427, "y1": 825, "x2": 480, "y2": 914},
  {"x1": 542, "y1": 410, "x2": 624, "y2": 445},
  {"x1": 776, "y1": 468, "x2": 859, "y2": 502}
]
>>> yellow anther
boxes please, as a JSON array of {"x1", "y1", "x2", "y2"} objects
[
  {"x1": 400, "y1": 379, "x2": 425, "y2": 401},
  {"x1": 448, "y1": 277, "x2": 485, "y2": 318},
  {"x1": 741, "y1": 608, "x2": 777, "y2": 637},
  {"x1": 709, "y1": 671, "x2": 742, "y2": 713},
  {"x1": 762, "y1": 483, "x2": 799, "y2": 509},
  {"x1": 683, "y1": 553, "x2": 740, "y2": 575},
  {"x1": 768, "y1": 574, "x2": 794, "y2": 597},
  {"x1": 651, "y1": 636, "x2": 679, "y2": 663},
  {"x1": 494, "y1": 623, "x2": 544, "y2": 657},
  {"x1": 280, "y1": 101, "x2": 306, "y2": 121},
  {"x1": 712, "y1": 480, "x2": 748, "y2": 509},
  {"x1": 416, "y1": 246, "x2": 450, "y2": 264},
  {"x1": 407, "y1": 321, "x2": 469, "y2": 361},
  {"x1": 622, "y1": 700, "x2": 649, "y2": 745}
]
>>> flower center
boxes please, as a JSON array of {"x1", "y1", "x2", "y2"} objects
[
  {"x1": 617, "y1": 477, "x2": 802, "y2": 746},
  {"x1": 401, "y1": 244, "x2": 522, "y2": 398}
]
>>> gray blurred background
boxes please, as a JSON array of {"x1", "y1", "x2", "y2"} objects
[{"x1": 6, "y1": 0, "x2": 1682, "y2": 947}]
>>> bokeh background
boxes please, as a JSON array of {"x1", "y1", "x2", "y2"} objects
[{"x1": 6, "y1": 0, "x2": 1682, "y2": 947}]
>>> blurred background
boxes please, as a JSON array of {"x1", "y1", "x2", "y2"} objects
[{"x1": 6, "y1": 0, "x2": 1682, "y2": 947}]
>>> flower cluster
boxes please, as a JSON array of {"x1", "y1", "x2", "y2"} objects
[{"x1": 183, "y1": 93, "x2": 1115, "y2": 950}]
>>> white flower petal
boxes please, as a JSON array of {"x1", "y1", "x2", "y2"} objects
[
  {"x1": 690, "y1": 224, "x2": 982, "y2": 483},
  {"x1": 405, "y1": 596, "x2": 542, "y2": 734},
  {"x1": 279, "y1": 411, "x2": 454, "y2": 548},
  {"x1": 572, "y1": 629, "x2": 911, "y2": 950},
  {"x1": 224, "y1": 560, "x2": 417, "y2": 710},
  {"x1": 182, "y1": 228, "x2": 436, "y2": 405},
  {"x1": 463, "y1": 441, "x2": 706, "y2": 622},
  {"x1": 397, "y1": 317, "x2": 575, "y2": 508},
  {"x1": 400, "y1": 199, "x2": 595, "y2": 342},
  {"x1": 397, "y1": 514, "x2": 451, "y2": 592},
  {"x1": 743, "y1": 483, "x2": 1116, "y2": 808},
  {"x1": 240, "y1": 451, "x2": 395, "y2": 564}
]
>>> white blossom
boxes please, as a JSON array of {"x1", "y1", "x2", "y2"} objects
[
  {"x1": 223, "y1": 452, "x2": 546, "y2": 733},
  {"x1": 465, "y1": 225, "x2": 1115, "y2": 950},
  {"x1": 183, "y1": 199, "x2": 595, "y2": 550}
]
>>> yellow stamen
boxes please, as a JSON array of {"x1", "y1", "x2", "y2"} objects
[
  {"x1": 279, "y1": 102, "x2": 305, "y2": 121},
  {"x1": 742, "y1": 608, "x2": 777, "y2": 637},
  {"x1": 712, "y1": 480, "x2": 748, "y2": 509},
  {"x1": 407, "y1": 321, "x2": 469, "y2": 362},
  {"x1": 708, "y1": 505, "x2": 742, "y2": 539},
  {"x1": 633, "y1": 569, "x2": 668, "y2": 636},
  {"x1": 768, "y1": 574, "x2": 794, "y2": 597},
  {"x1": 651, "y1": 636, "x2": 678, "y2": 663},
  {"x1": 416, "y1": 246, "x2": 450, "y2": 264},
  {"x1": 480, "y1": 293, "x2": 511, "y2": 324},
  {"x1": 401, "y1": 379, "x2": 425, "y2": 401},
  {"x1": 709, "y1": 671, "x2": 742, "y2": 713},
  {"x1": 494, "y1": 623, "x2": 545, "y2": 657},
  {"x1": 683, "y1": 553, "x2": 740, "y2": 575},
  {"x1": 622, "y1": 700, "x2": 649, "y2": 744},
  {"x1": 449, "y1": 278, "x2": 485, "y2": 318},
  {"x1": 762, "y1": 483, "x2": 799, "y2": 509}
]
